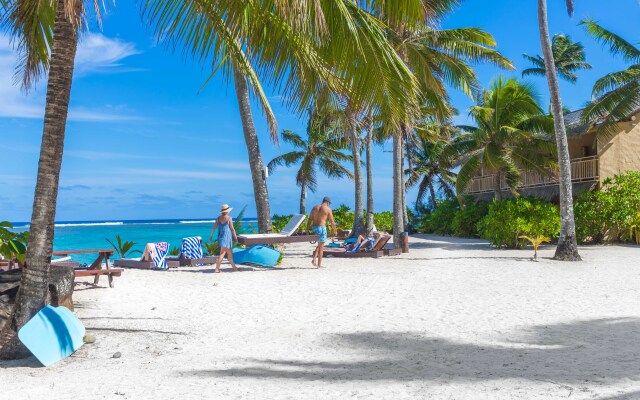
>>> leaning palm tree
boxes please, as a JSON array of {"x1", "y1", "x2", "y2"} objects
[
  {"x1": 523, "y1": 34, "x2": 591, "y2": 83},
  {"x1": 450, "y1": 78, "x2": 557, "y2": 200},
  {"x1": 0, "y1": 0, "x2": 105, "y2": 359},
  {"x1": 405, "y1": 122, "x2": 458, "y2": 209},
  {"x1": 268, "y1": 107, "x2": 354, "y2": 214},
  {"x1": 581, "y1": 19, "x2": 640, "y2": 136},
  {"x1": 537, "y1": 0, "x2": 581, "y2": 261}
]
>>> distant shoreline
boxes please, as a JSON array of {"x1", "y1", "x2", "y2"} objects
[{"x1": 11, "y1": 218, "x2": 260, "y2": 228}]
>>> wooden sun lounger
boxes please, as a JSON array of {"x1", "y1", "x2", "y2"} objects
[
  {"x1": 324, "y1": 235, "x2": 398, "y2": 258},
  {"x1": 237, "y1": 234, "x2": 319, "y2": 246},
  {"x1": 114, "y1": 258, "x2": 181, "y2": 269}
]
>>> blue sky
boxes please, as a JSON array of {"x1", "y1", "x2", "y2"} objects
[{"x1": 1, "y1": 0, "x2": 637, "y2": 222}]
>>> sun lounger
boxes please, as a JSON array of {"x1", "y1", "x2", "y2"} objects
[
  {"x1": 324, "y1": 234, "x2": 395, "y2": 258},
  {"x1": 171, "y1": 237, "x2": 216, "y2": 266},
  {"x1": 237, "y1": 214, "x2": 319, "y2": 245},
  {"x1": 114, "y1": 242, "x2": 178, "y2": 269}
]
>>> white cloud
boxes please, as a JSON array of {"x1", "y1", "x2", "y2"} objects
[
  {"x1": 74, "y1": 33, "x2": 141, "y2": 75},
  {"x1": 0, "y1": 33, "x2": 141, "y2": 121}
]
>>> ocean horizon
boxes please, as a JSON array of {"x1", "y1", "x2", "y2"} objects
[{"x1": 11, "y1": 218, "x2": 260, "y2": 264}]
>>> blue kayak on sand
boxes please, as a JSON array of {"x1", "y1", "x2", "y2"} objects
[
  {"x1": 232, "y1": 245, "x2": 281, "y2": 267},
  {"x1": 18, "y1": 305, "x2": 85, "y2": 367}
]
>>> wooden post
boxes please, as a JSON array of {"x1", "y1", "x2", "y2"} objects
[{"x1": 401, "y1": 232, "x2": 409, "y2": 253}]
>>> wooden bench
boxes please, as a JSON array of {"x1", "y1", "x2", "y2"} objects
[{"x1": 52, "y1": 249, "x2": 122, "y2": 288}]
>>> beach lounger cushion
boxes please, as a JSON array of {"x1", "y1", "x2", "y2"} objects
[{"x1": 180, "y1": 237, "x2": 204, "y2": 259}]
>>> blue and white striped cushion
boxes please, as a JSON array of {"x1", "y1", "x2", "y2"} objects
[
  {"x1": 153, "y1": 242, "x2": 168, "y2": 269},
  {"x1": 180, "y1": 237, "x2": 203, "y2": 260}
]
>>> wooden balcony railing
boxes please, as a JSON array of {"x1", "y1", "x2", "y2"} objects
[{"x1": 465, "y1": 156, "x2": 599, "y2": 194}]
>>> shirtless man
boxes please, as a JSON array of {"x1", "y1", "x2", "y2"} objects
[{"x1": 308, "y1": 197, "x2": 337, "y2": 268}]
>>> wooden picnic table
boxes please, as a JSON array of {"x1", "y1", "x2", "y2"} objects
[{"x1": 52, "y1": 248, "x2": 121, "y2": 288}]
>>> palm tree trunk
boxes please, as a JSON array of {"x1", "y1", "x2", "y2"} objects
[
  {"x1": 365, "y1": 119, "x2": 375, "y2": 234},
  {"x1": 299, "y1": 182, "x2": 307, "y2": 215},
  {"x1": 494, "y1": 171, "x2": 503, "y2": 201},
  {"x1": 392, "y1": 132, "x2": 404, "y2": 248},
  {"x1": 401, "y1": 135, "x2": 409, "y2": 231},
  {"x1": 347, "y1": 108, "x2": 365, "y2": 237},
  {"x1": 232, "y1": 65, "x2": 272, "y2": 233},
  {"x1": 428, "y1": 176, "x2": 438, "y2": 209},
  {"x1": 0, "y1": 0, "x2": 78, "y2": 359},
  {"x1": 538, "y1": 0, "x2": 581, "y2": 261}
]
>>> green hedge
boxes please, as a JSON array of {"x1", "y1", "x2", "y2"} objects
[
  {"x1": 477, "y1": 197, "x2": 560, "y2": 248},
  {"x1": 452, "y1": 201, "x2": 489, "y2": 237}
]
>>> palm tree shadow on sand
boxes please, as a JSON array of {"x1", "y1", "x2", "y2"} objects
[{"x1": 186, "y1": 318, "x2": 640, "y2": 392}]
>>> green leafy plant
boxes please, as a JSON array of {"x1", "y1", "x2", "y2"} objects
[
  {"x1": 169, "y1": 246, "x2": 179, "y2": 256},
  {"x1": 574, "y1": 190, "x2": 610, "y2": 244},
  {"x1": 332, "y1": 204, "x2": 355, "y2": 232},
  {"x1": 272, "y1": 214, "x2": 294, "y2": 233},
  {"x1": 451, "y1": 201, "x2": 489, "y2": 237},
  {"x1": 373, "y1": 211, "x2": 393, "y2": 233},
  {"x1": 519, "y1": 235, "x2": 551, "y2": 260},
  {"x1": 203, "y1": 242, "x2": 220, "y2": 256},
  {"x1": 425, "y1": 199, "x2": 459, "y2": 235},
  {"x1": 106, "y1": 235, "x2": 141, "y2": 258},
  {"x1": 0, "y1": 221, "x2": 29, "y2": 264},
  {"x1": 628, "y1": 211, "x2": 640, "y2": 245},
  {"x1": 477, "y1": 197, "x2": 560, "y2": 248}
]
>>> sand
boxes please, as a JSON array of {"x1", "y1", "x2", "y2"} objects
[{"x1": 2, "y1": 234, "x2": 640, "y2": 399}]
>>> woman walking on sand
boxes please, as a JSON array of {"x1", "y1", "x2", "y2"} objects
[{"x1": 208, "y1": 204, "x2": 239, "y2": 273}]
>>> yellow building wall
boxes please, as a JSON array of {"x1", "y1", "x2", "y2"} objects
[{"x1": 597, "y1": 111, "x2": 640, "y2": 184}]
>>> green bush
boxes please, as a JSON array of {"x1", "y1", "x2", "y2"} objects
[
  {"x1": 451, "y1": 201, "x2": 489, "y2": 237},
  {"x1": 373, "y1": 211, "x2": 393, "y2": 233},
  {"x1": 574, "y1": 190, "x2": 609, "y2": 244},
  {"x1": 477, "y1": 197, "x2": 560, "y2": 248},
  {"x1": 601, "y1": 172, "x2": 640, "y2": 242},
  {"x1": 272, "y1": 214, "x2": 294, "y2": 233},
  {"x1": 425, "y1": 199, "x2": 459, "y2": 235},
  {"x1": 332, "y1": 204, "x2": 355, "y2": 231}
]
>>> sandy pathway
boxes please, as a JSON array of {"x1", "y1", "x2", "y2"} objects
[{"x1": 2, "y1": 235, "x2": 640, "y2": 399}]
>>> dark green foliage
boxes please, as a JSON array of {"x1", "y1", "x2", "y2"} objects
[
  {"x1": 169, "y1": 246, "x2": 179, "y2": 256},
  {"x1": 477, "y1": 197, "x2": 560, "y2": 248},
  {"x1": 451, "y1": 201, "x2": 489, "y2": 237},
  {"x1": 0, "y1": 222, "x2": 29, "y2": 264},
  {"x1": 425, "y1": 199, "x2": 459, "y2": 235},
  {"x1": 575, "y1": 171, "x2": 640, "y2": 243},
  {"x1": 373, "y1": 211, "x2": 393, "y2": 233},
  {"x1": 574, "y1": 190, "x2": 609, "y2": 244},
  {"x1": 106, "y1": 235, "x2": 141, "y2": 259},
  {"x1": 272, "y1": 214, "x2": 294, "y2": 233},
  {"x1": 203, "y1": 242, "x2": 220, "y2": 256},
  {"x1": 332, "y1": 204, "x2": 355, "y2": 231}
]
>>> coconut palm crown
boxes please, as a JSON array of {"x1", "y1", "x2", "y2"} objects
[
  {"x1": 449, "y1": 77, "x2": 557, "y2": 200},
  {"x1": 268, "y1": 107, "x2": 354, "y2": 215},
  {"x1": 522, "y1": 33, "x2": 592, "y2": 83}
]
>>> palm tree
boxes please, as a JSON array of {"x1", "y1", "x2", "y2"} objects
[
  {"x1": 405, "y1": 123, "x2": 457, "y2": 209},
  {"x1": 268, "y1": 107, "x2": 354, "y2": 214},
  {"x1": 451, "y1": 78, "x2": 557, "y2": 200},
  {"x1": 379, "y1": 21, "x2": 514, "y2": 246},
  {"x1": 581, "y1": 19, "x2": 640, "y2": 136},
  {"x1": 0, "y1": 0, "x2": 103, "y2": 359},
  {"x1": 523, "y1": 34, "x2": 591, "y2": 83},
  {"x1": 537, "y1": 0, "x2": 581, "y2": 261},
  {"x1": 141, "y1": 0, "x2": 429, "y2": 233}
]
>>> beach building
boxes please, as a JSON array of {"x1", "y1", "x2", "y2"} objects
[{"x1": 464, "y1": 108, "x2": 640, "y2": 201}]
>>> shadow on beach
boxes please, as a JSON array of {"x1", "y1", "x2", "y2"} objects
[{"x1": 188, "y1": 318, "x2": 640, "y2": 389}]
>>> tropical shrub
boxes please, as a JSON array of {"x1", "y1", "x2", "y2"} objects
[
  {"x1": 0, "y1": 222, "x2": 29, "y2": 264},
  {"x1": 477, "y1": 197, "x2": 560, "y2": 248},
  {"x1": 332, "y1": 204, "x2": 355, "y2": 231},
  {"x1": 601, "y1": 172, "x2": 640, "y2": 242},
  {"x1": 425, "y1": 199, "x2": 459, "y2": 235},
  {"x1": 373, "y1": 211, "x2": 393, "y2": 233},
  {"x1": 451, "y1": 201, "x2": 489, "y2": 237},
  {"x1": 574, "y1": 190, "x2": 610, "y2": 244},
  {"x1": 519, "y1": 235, "x2": 552, "y2": 260},
  {"x1": 272, "y1": 214, "x2": 293, "y2": 233},
  {"x1": 106, "y1": 235, "x2": 141, "y2": 259},
  {"x1": 169, "y1": 247, "x2": 180, "y2": 256},
  {"x1": 203, "y1": 242, "x2": 220, "y2": 256}
]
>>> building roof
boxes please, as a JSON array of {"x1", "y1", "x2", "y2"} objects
[{"x1": 564, "y1": 107, "x2": 640, "y2": 137}]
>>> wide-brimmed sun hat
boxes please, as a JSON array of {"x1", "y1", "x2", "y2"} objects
[{"x1": 220, "y1": 204, "x2": 233, "y2": 214}]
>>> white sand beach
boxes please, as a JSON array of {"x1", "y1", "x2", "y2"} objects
[{"x1": 2, "y1": 235, "x2": 640, "y2": 399}]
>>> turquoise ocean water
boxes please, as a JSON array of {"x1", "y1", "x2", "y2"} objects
[{"x1": 12, "y1": 219, "x2": 258, "y2": 264}]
